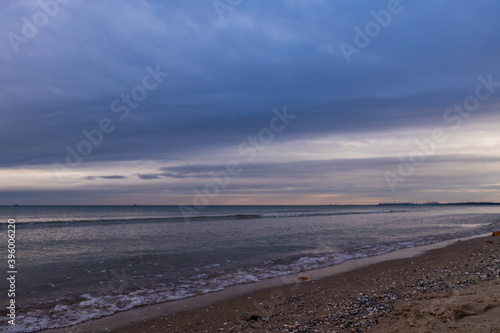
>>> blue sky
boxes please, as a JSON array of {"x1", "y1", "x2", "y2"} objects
[{"x1": 1, "y1": 0, "x2": 500, "y2": 205}]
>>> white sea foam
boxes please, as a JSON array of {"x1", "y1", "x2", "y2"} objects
[{"x1": 5, "y1": 237, "x2": 448, "y2": 333}]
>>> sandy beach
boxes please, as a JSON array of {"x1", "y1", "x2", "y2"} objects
[{"x1": 53, "y1": 233, "x2": 500, "y2": 333}]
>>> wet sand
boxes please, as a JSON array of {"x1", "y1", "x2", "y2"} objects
[{"x1": 54, "y1": 234, "x2": 500, "y2": 333}]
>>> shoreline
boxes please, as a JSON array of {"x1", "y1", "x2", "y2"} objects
[{"x1": 49, "y1": 233, "x2": 500, "y2": 332}]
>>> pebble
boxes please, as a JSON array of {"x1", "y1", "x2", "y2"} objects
[{"x1": 211, "y1": 240, "x2": 500, "y2": 332}]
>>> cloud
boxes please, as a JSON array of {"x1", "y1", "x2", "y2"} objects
[
  {"x1": 99, "y1": 175, "x2": 126, "y2": 179},
  {"x1": 3, "y1": 152, "x2": 500, "y2": 205},
  {"x1": 2, "y1": 1, "x2": 500, "y2": 168},
  {"x1": 2, "y1": 1, "x2": 500, "y2": 203},
  {"x1": 137, "y1": 174, "x2": 163, "y2": 180},
  {"x1": 131, "y1": 154, "x2": 500, "y2": 199},
  {"x1": 84, "y1": 175, "x2": 126, "y2": 180}
]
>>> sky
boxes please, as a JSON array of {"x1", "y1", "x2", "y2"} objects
[{"x1": 1, "y1": 0, "x2": 500, "y2": 205}]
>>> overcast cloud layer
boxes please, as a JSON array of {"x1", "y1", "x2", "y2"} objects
[{"x1": 1, "y1": 0, "x2": 500, "y2": 205}]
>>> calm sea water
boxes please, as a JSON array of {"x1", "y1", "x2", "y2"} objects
[{"x1": 1, "y1": 205, "x2": 499, "y2": 332}]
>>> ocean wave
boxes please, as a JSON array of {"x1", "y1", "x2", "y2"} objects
[
  {"x1": 4, "y1": 230, "x2": 487, "y2": 333},
  {"x1": 7, "y1": 210, "x2": 406, "y2": 225}
]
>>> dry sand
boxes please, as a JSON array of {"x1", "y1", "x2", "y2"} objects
[
  {"x1": 55, "y1": 234, "x2": 500, "y2": 333},
  {"x1": 372, "y1": 279, "x2": 500, "y2": 333}
]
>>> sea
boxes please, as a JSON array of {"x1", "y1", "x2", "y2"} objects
[{"x1": 1, "y1": 204, "x2": 499, "y2": 332}]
